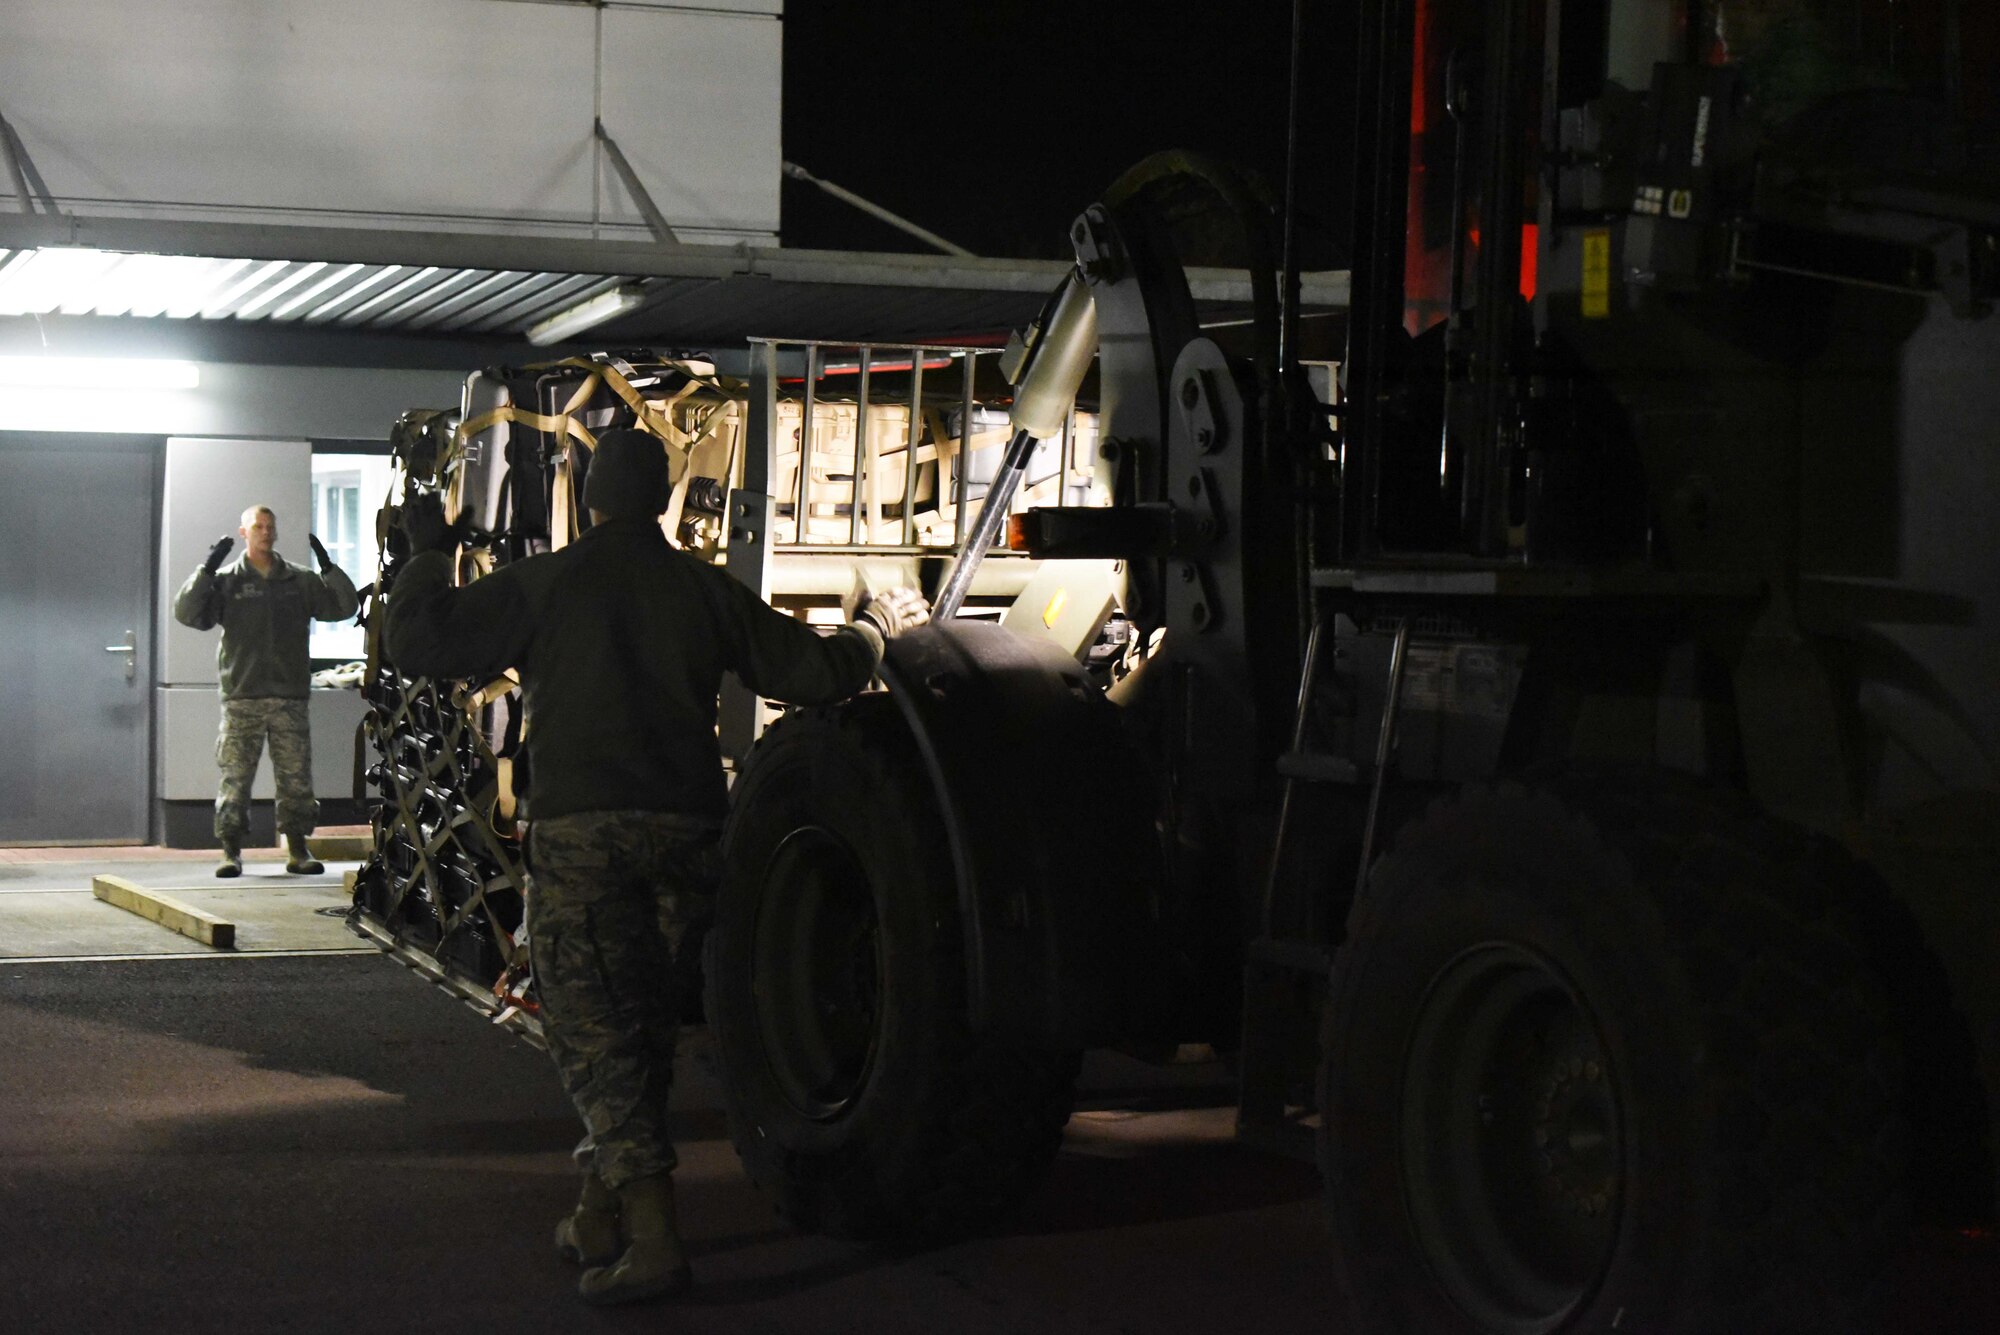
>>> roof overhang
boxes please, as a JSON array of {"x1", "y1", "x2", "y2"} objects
[{"x1": 0, "y1": 213, "x2": 1350, "y2": 353}]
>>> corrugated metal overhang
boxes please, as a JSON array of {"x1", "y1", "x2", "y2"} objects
[{"x1": 0, "y1": 213, "x2": 1349, "y2": 349}]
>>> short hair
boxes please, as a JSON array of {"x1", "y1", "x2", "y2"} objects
[{"x1": 239, "y1": 505, "x2": 275, "y2": 528}]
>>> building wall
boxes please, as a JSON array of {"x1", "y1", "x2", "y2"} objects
[
  {"x1": 0, "y1": 0, "x2": 782, "y2": 244},
  {"x1": 1, "y1": 357, "x2": 466, "y2": 835}
]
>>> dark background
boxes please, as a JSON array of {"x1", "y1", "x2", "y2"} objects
[{"x1": 779, "y1": 0, "x2": 1358, "y2": 263}]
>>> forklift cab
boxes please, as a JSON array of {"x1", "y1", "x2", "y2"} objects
[{"x1": 1344, "y1": 0, "x2": 1998, "y2": 565}]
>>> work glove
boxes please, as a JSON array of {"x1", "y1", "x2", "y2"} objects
[
  {"x1": 202, "y1": 535, "x2": 234, "y2": 573},
  {"x1": 398, "y1": 492, "x2": 455, "y2": 555},
  {"x1": 851, "y1": 586, "x2": 930, "y2": 640},
  {"x1": 307, "y1": 533, "x2": 332, "y2": 571}
]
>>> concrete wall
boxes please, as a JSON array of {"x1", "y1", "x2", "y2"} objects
[{"x1": 0, "y1": 0, "x2": 782, "y2": 244}]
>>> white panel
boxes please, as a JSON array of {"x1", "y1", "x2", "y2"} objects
[
  {"x1": 158, "y1": 685, "x2": 367, "y2": 799},
  {"x1": 598, "y1": 7, "x2": 782, "y2": 237},
  {"x1": 308, "y1": 685, "x2": 372, "y2": 798},
  {"x1": 0, "y1": 0, "x2": 779, "y2": 240},
  {"x1": 159, "y1": 438, "x2": 313, "y2": 685}
]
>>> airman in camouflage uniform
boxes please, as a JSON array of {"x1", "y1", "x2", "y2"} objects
[
  {"x1": 527, "y1": 810, "x2": 720, "y2": 1188},
  {"x1": 214, "y1": 697, "x2": 318, "y2": 847},
  {"x1": 173, "y1": 505, "x2": 359, "y2": 876},
  {"x1": 385, "y1": 428, "x2": 929, "y2": 1306}
]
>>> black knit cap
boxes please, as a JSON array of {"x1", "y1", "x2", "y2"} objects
[{"x1": 584, "y1": 428, "x2": 670, "y2": 519}]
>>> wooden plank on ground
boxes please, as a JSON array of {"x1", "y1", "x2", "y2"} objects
[{"x1": 91, "y1": 875, "x2": 235, "y2": 949}]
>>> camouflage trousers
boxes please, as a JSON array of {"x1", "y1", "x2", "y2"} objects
[
  {"x1": 527, "y1": 809, "x2": 720, "y2": 1190},
  {"x1": 215, "y1": 696, "x2": 317, "y2": 841}
]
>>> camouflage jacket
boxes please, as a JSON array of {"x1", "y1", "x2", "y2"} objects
[
  {"x1": 385, "y1": 517, "x2": 882, "y2": 821},
  {"x1": 173, "y1": 552, "x2": 360, "y2": 699}
]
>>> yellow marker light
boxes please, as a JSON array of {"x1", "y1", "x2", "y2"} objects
[
  {"x1": 1581, "y1": 230, "x2": 1612, "y2": 320},
  {"x1": 1043, "y1": 589, "x2": 1068, "y2": 629}
]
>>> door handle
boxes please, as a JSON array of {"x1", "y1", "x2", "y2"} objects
[{"x1": 103, "y1": 629, "x2": 136, "y2": 683}]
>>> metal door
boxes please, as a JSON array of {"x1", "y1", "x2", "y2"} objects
[{"x1": 0, "y1": 436, "x2": 156, "y2": 843}]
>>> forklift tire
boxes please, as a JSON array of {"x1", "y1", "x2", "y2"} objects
[
  {"x1": 704, "y1": 695, "x2": 1080, "y2": 1240},
  {"x1": 1319, "y1": 775, "x2": 1908, "y2": 1335}
]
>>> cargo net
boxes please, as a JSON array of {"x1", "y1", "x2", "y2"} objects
[{"x1": 348, "y1": 354, "x2": 747, "y2": 1043}]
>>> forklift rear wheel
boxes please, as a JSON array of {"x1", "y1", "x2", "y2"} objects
[
  {"x1": 705, "y1": 695, "x2": 1080, "y2": 1239},
  {"x1": 1319, "y1": 775, "x2": 1907, "y2": 1334}
]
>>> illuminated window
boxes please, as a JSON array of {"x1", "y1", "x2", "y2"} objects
[{"x1": 309, "y1": 449, "x2": 396, "y2": 663}]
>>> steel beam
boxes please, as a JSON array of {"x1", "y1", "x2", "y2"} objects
[{"x1": 594, "y1": 121, "x2": 684, "y2": 249}]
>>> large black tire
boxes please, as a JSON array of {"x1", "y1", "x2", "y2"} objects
[
  {"x1": 1319, "y1": 776, "x2": 1908, "y2": 1335},
  {"x1": 705, "y1": 695, "x2": 1080, "y2": 1239}
]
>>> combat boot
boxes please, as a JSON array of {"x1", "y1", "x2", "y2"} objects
[
  {"x1": 284, "y1": 834, "x2": 324, "y2": 875},
  {"x1": 215, "y1": 839, "x2": 242, "y2": 878},
  {"x1": 577, "y1": 1173, "x2": 691, "y2": 1306},
  {"x1": 553, "y1": 1170, "x2": 621, "y2": 1267}
]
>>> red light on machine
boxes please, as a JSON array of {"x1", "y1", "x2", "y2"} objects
[{"x1": 1007, "y1": 514, "x2": 1031, "y2": 551}]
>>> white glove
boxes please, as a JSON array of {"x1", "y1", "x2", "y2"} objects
[{"x1": 852, "y1": 586, "x2": 930, "y2": 640}]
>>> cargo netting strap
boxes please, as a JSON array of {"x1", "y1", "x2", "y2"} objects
[
  {"x1": 450, "y1": 359, "x2": 698, "y2": 554},
  {"x1": 357, "y1": 664, "x2": 531, "y2": 981},
  {"x1": 451, "y1": 358, "x2": 697, "y2": 476}
]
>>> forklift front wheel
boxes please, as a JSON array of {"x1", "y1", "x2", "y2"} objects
[{"x1": 705, "y1": 694, "x2": 1080, "y2": 1240}]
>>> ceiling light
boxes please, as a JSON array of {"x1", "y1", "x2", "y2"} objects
[
  {"x1": 527, "y1": 285, "x2": 646, "y2": 346},
  {"x1": 0, "y1": 356, "x2": 200, "y2": 389}
]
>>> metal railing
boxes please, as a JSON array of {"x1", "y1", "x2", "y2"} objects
[{"x1": 744, "y1": 337, "x2": 1096, "y2": 558}]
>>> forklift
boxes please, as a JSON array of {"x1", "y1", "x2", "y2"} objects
[{"x1": 697, "y1": 0, "x2": 1998, "y2": 1330}]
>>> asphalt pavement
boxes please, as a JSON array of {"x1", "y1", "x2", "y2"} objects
[
  {"x1": 0, "y1": 923, "x2": 1992, "y2": 1333},
  {"x1": 0, "y1": 954, "x2": 1342, "y2": 1335}
]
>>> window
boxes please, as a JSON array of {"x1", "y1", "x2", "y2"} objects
[{"x1": 309, "y1": 450, "x2": 396, "y2": 663}]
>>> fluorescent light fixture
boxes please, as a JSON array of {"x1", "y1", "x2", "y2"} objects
[
  {"x1": 527, "y1": 285, "x2": 646, "y2": 346},
  {"x1": 0, "y1": 356, "x2": 200, "y2": 390}
]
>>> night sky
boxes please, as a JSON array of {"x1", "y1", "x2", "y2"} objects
[{"x1": 779, "y1": 1, "x2": 1358, "y2": 264}]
